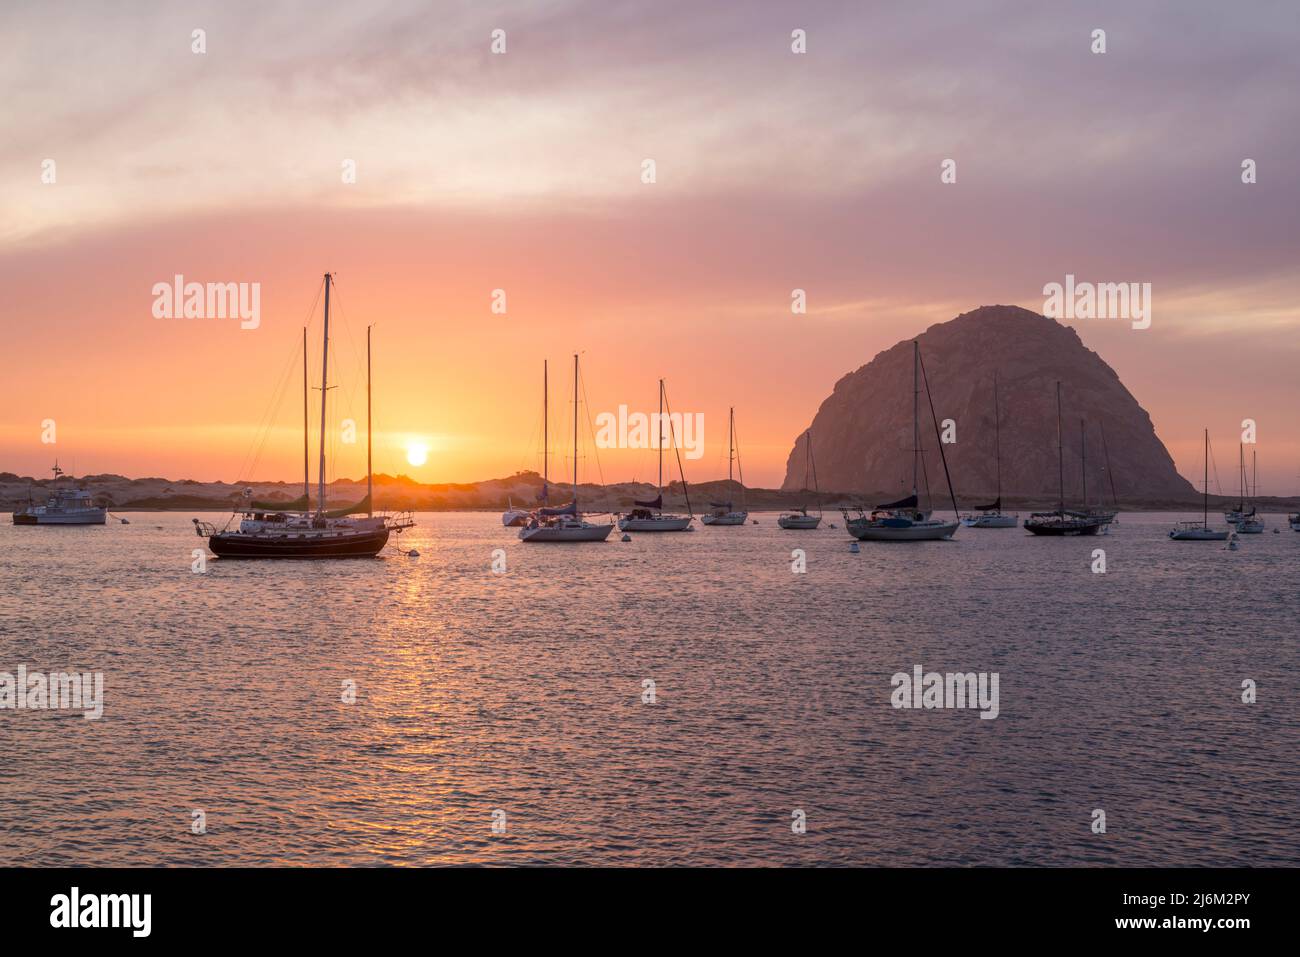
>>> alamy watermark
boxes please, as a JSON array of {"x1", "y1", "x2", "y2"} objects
[
  {"x1": 890, "y1": 665, "x2": 999, "y2": 719},
  {"x1": 1043, "y1": 274, "x2": 1151, "y2": 330},
  {"x1": 152, "y1": 275, "x2": 260, "y2": 329},
  {"x1": 1, "y1": 665, "x2": 104, "y2": 719},
  {"x1": 594, "y1": 406, "x2": 704, "y2": 459}
]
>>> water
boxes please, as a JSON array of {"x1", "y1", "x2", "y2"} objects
[{"x1": 1, "y1": 511, "x2": 1296, "y2": 866}]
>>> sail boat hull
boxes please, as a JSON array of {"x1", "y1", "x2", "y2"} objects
[
  {"x1": 700, "y1": 511, "x2": 748, "y2": 525},
  {"x1": 961, "y1": 513, "x2": 1017, "y2": 528},
  {"x1": 208, "y1": 526, "x2": 390, "y2": 558},
  {"x1": 778, "y1": 514, "x2": 821, "y2": 529},
  {"x1": 847, "y1": 518, "x2": 958, "y2": 541},
  {"x1": 520, "y1": 521, "x2": 613, "y2": 542},
  {"x1": 618, "y1": 515, "x2": 692, "y2": 532}
]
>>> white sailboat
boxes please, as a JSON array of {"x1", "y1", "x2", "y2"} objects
[
  {"x1": 504, "y1": 360, "x2": 551, "y2": 526},
  {"x1": 1236, "y1": 449, "x2": 1264, "y2": 533},
  {"x1": 779, "y1": 428, "x2": 822, "y2": 529},
  {"x1": 520, "y1": 355, "x2": 614, "y2": 542},
  {"x1": 1170, "y1": 429, "x2": 1230, "y2": 541},
  {"x1": 700, "y1": 407, "x2": 748, "y2": 526},
  {"x1": 843, "y1": 340, "x2": 960, "y2": 542},
  {"x1": 961, "y1": 371, "x2": 1017, "y2": 528},
  {"x1": 618, "y1": 379, "x2": 693, "y2": 532},
  {"x1": 11, "y1": 463, "x2": 107, "y2": 525}
]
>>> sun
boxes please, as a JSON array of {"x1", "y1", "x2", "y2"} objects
[{"x1": 405, "y1": 441, "x2": 428, "y2": 467}]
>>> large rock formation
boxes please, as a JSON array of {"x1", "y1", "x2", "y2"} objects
[{"x1": 781, "y1": 305, "x2": 1194, "y2": 504}]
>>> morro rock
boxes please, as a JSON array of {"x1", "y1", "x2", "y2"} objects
[{"x1": 781, "y1": 305, "x2": 1194, "y2": 504}]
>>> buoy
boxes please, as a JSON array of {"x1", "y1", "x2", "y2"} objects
[
  {"x1": 849, "y1": 542, "x2": 860, "y2": 553},
  {"x1": 752, "y1": 519, "x2": 758, "y2": 524},
  {"x1": 828, "y1": 523, "x2": 837, "y2": 529},
  {"x1": 120, "y1": 518, "x2": 130, "y2": 524},
  {"x1": 1274, "y1": 528, "x2": 1280, "y2": 534},
  {"x1": 620, "y1": 533, "x2": 631, "y2": 542},
  {"x1": 407, "y1": 549, "x2": 420, "y2": 557}
]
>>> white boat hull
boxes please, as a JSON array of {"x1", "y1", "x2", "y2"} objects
[
  {"x1": 700, "y1": 511, "x2": 748, "y2": 526},
  {"x1": 961, "y1": 513, "x2": 1018, "y2": 528},
  {"x1": 1169, "y1": 527, "x2": 1230, "y2": 541},
  {"x1": 778, "y1": 514, "x2": 821, "y2": 529},
  {"x1": 12, "y1": 508, "x2": 107, "y2": 525},
  {"x1": 618, "y1": 515, "x2": 692, "y2": 532},
  {"x1": 519, "y1": 522, "x2": 613, "y2": 542}
]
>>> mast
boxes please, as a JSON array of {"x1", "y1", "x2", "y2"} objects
[
  {"x1": 728, "y1": 407, "x2": 734, "y2": 484},
  {"x1": 912, "y1": 340, "x2": 920, "y2": 494},
  {"x1": 543, "y1": 359, "x2": 548, "y2": 492},
  {"x1": 1080, "y1": 419, "x2": 1087, "y2": 507},
  {"x1": 303, "y1": 326, "x2": 309, "y2": 509},
  {"x1": 658, "y1": 378, "x2": 664, "y2": 499},
  {"x1": 1203, "y1": 429, "x2": 1209, "y2": 526},
  {"x1": 572, "y1": 354, "x2": 579, "y2": 503},
  {"x1": 1055, "y1": 382, "x2": 1064, "y2": 514},
  {"x1": 993, "y1": 371, "x2": 1002, "y2": 505},
  {"x1": 1100, "y1": 421, "x2": 1118, "y2": 507},
  {"x1": 317, "y1": 273, "x2": 331, "y2": 518},
  {"x1": 366, "y1": 324, "x2": 372, "y2": 518}
]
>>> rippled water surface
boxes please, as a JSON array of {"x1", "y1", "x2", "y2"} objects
[{"x1": 1, "y1": 511, "x2": 1297, "y2": 866}]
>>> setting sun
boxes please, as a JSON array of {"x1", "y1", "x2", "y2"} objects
[{"x1": 405, "y1": 441, "x2": 428, "y2": 467}]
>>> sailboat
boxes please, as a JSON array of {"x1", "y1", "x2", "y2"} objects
[
  {"x1": 1090, "y1": 422, "x2": 1120, "y2": 525},
  {"x1": 503, "y1": 360, "x2": 551, "y2": 526},
  {"x1": 842, "y1": 340, "x2": 960, "y2": 541},
  {"x1": 1224, "y1": 444, "x2": 1257, "y2": 528},
  {"x1": 1236, "y1": 449, "x2": 1264, "y2": 533},
  {"x1": 700, "y1": 407, "x2": 748, "y2": 526},
  {"x1": 618, "y1": 379, "x2": 694, "y2": 532},
  {"x1": 961, "y1": 371, "x2": 1017, "y2": 528},
  {"x1": 11, "y1": 462, "x2": 107, "y2": 525},
  {"x1": 779, "y1": 428, "x2": 822, "y2": 529},
  {"x1": 519, "y1": 355, "x2": 614, "y2": 542},
  {"x1": 1170, "y1": 429, "x2": 1229, "y2": 541},
  {"x1": 1024, "y1": 383, "x2": 1105, "y2": 536},
  {"x1": 193, "y1": 273, "x2": 414, "y2": 558}
]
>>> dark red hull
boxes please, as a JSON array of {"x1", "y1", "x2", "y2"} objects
[{"x1": 207, "y1": 527, "x2": 390, "y2": 558}]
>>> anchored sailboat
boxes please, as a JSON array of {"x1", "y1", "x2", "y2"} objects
[
  {"x1": 193, "y1": 273, "x2": 414, "y2": 558},
  {"x1": 779, "y1": 428, "x2": 822, "y2": 529},
  {"x1": 842, "y1": 340, "x2": 960, "y2": 541},
  {"x1": 618, "y1": 379, "x2": 694, "y2": 532},
  {"x1": 1024, "y1": 383, "x2": 1105, "y2": 536},
  {"x1": 1170, "y1": 429, "x2": 1229, "y2": 541},
  {"x1": 701, "y1": 407, "x2": 748, "y2": 526},
  {"x1": 961, "y1": 371, "x2": 1017, "y2": 528},
  {"x1": 1236, "y1": 449, "x2": 1264, "y2": 533},
  {"x1": 519, "y1": 355, "x2": 614, "y2": 542}
]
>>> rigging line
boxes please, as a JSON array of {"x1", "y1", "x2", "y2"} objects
[
  {"x1": 236, "y1": 332, "x2": 302, "y2": 487},
  {"x1": 1208, "y1": 437, "x2": 1224, "y2": 496},
  {"x1": 235, "y1": 280, "x2": 324, "y2": 485},
  {"x1": 577, "y1": 360, "x2": 607, "y2": 491},
  {"x1": 661, "y1": 383, "x2": 693, "y2": 516},
  {"x1": 916, "y1": 344, "x2": 960, "y2": 518},
  {"x1": 731, "y1": 419, "x2": 745, "y2": 492}
]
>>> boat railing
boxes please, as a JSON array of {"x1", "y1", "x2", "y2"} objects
[
  {"x1": 386, "y1": 510, "x2": 416, "y2": 531},
  {"x1": 192, "y1": 518, "x2": 219, "y2": 537}
]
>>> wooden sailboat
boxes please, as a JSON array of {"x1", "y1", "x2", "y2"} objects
[
  {"x1": 961, "y1": 371, "x2": 1017, "y2": 527},
  {"x1": 1170, "y1": 429, "x2": 1229, "y2": 541},
  {"x1": 779, "y1": 428, "x2": 822, "y2": 529},
  {"x1": 701, "y1": 407, "x2": 749, "y2": 526},
  {"x1": 1024, "y1": 382, "x2": 1105, "y2": 536},
  {"x1": 618, "y1": 379, "x2": 693, "y2": 532},
  {"x1": 193, "y1": 273, "x2": 413, "y2": 558},
  {"x1": 843, "y1": 340, "x2": 960, "y2": 541},
  {"x1": 519, "y1": 355, "x2": 614, "y2": 542}
]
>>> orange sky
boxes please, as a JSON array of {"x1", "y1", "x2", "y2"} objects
[{"x1": 2, "y1": 2, "x2": 1298, "y2": 492}]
